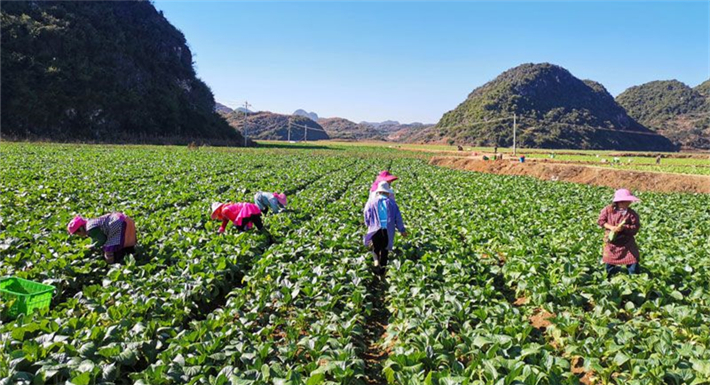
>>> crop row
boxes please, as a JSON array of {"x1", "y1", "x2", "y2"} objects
[
  {"x1": 380, "y1": 160, "x2": 710, "y2": 384},
  {"x1": 0, "y1": 146, "x2": 364, "y2": 384}
]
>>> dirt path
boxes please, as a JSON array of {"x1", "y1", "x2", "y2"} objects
[
  {"x1": 362, "y1": 276, "x2": 391, "y2": 385},
  {"x1": 430, "y1": 156, "x2": 710, "y2": 194}
]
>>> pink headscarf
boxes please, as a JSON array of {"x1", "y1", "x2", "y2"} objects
[
  {"x1": 274, "y1": 192, "x2": 287, "y2": 206},
  {"x1": 67, "y1": 216, "x2": 87, "y2": 234}
]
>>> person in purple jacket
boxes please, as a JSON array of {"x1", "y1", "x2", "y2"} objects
[{"x1": 364, "y1": 181, "x2": 406, "y2": 276}]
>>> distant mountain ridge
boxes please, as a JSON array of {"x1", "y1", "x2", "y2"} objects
[
  {"x1": 215, "y1": 102, "x2": 233, "y2": 114},
  {"x1": 317, "y1": 117, "x2": 384, "y2": 140},
  {"x1": 317, "y1": 117, "x2": 434, "y2": 141},
  {"x1": 616, "y1": 80, "x2": 710, "y2": 149},
  {"x1": 424, "y1": 63, "x2": 676, "y2": 151},
  {"x1": 224, "y1": 111, "x2": 329, "y2": 141},
  {"x1": 293, "y1": 109, "x2": 319, "y2": 121}
]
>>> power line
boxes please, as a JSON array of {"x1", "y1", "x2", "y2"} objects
[
  {"x1": 445, "y1": 114, "x2": 669, "y2": 138},
  {"x1": 288, "y1": 121, "x2": 328, "y2": 142}
]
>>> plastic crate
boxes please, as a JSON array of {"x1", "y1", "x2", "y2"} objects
[{"x1": 0, "y1": 277, "x2": 55, "y2": 318}]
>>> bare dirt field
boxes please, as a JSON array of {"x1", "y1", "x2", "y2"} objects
[{"x1": 430, "y1": 156, "x2": 710, "y2": 194}]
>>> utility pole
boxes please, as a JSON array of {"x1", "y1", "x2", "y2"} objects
[
  {"x1": 287, "y1": 118, "x2": 291, "y2": 142},
  {"x1": 243, "y1": 101, "x2": 251, "y2": 146},
  {"x1": 513, "y1": 113, "x2": 517, "y2": 156},
  {"x1": 304, "y1": 124, "x2": 307, "y2": 142}
]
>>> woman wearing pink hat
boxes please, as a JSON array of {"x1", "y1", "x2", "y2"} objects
[
  {"x1": 67, "y1": 213, "x2": 137, "y2": 264},
  {"x1": 254, "y1": 192, "x2": 287, "y2": 214},
  {"x1": 597, "y1": 189, "x2": 642, "y2": 278},
  {"x1": 211, "y1": 202, "x2": 268, "y2": 235},
  {"x1": 364, "y1": 181, "x2": 407, "y2": 276}
]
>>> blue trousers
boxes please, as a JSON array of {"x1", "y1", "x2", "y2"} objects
[{"x1": 606, "y1": 263, "x2": 640, "y2": 278}]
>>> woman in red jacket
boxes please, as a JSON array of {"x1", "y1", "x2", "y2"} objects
[{"x1": 597, "y1": 189, "x2": 641, "y2": 278}]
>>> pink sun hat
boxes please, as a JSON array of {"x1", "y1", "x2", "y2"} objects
[
  {"x1": 274, "y1": 192, "x2": 287, "y2": 206},
  {"x1": 377, "y1": 170, "x2": 398, "y2": 183},
  {"x1": 370, "y1": 171, "x2": 399, "y2": 192},
  {"x1": 613, "y1": 189, "x2": 640, "y2": 203},
  {"x1": 67, "y1": 216, "x2": 87, "y2": 234}
]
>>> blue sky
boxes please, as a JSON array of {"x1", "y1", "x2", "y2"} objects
[{"x1": 154, "y1": 1, "x2": 709, "y2": 123}]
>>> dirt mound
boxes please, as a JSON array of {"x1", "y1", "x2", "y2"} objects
[{"x1": 430, "y1": 157, "x2": 710, "y2": 194}]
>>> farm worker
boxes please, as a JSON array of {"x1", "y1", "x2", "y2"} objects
[
  {"x1": 656, "y1": 155, "x2": 662, "y2": 165},
  {"x1": 597, "y1": 189, "x2": 641, "y2": 278},
  {"x1": 211, "y1": 202, "x2": 267, "y2": 234},
  {"x1": 67, "y1": 213, "x2": 137, "y2": 264},
  {"x1": 363, "y1": 182, "x2": 406, "y2": 276},
  {"x1": 369, "y1": 170, "x2": 398, "y2": 201},
  {"x1": 254, "y1": 192, "x2": 287, "y2": 214}
]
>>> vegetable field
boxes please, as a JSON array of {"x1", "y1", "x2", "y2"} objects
[{"x1": 1, "y1": 143, "x2": 710, "y2": 385}]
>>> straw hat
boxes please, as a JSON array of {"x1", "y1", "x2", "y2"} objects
[{"x1": 210, "y1": 202, "x2": 225, "y2": 219}]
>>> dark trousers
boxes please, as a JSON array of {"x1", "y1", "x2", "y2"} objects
[
  {"x1": 112, "y1": 246, "x2": 136, "y2": 264},
  {"x1": 236, "y1": 214, "x2": 264, "y2": 232},
  {"x1": 606, "y1": 263, "x2": 640, "y2": 278},
  {"x1": 372, "y1": 229, "x2": 389, "y2": 269}
]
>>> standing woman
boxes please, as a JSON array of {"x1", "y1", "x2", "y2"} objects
[
  {"x1": 67, "y1": 212, "x2": 137, "y2": 264},
  {"x1": 254, "y1": 192, "x2": 287, "y2": 214},
  {"x1": 597, "y1": 189, "x2": 641, "y2": 277},
  {"x1": 364, "y1": 182, "x2": 406, "y2": 276}
]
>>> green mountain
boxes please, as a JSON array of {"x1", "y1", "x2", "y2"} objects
[
  {"x1": 430, "y1": 63, "x2": 676, "y2": 151},
  {"x1": 225, "y1": 111, "x2": 330, "y2": 141},
  {"x1": 616, "y1": 80, "x2": 710, "y2": 149},
  {"x1": 695, "y1": 80, "x2": 710, "y2": 98},
  {"x1": 1, "y1": 0, "x2": 244, "y2": 145}
]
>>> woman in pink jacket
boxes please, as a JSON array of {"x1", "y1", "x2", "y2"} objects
[{"x1": 211, "y1": 202, "x2": 266, "y2": 234}]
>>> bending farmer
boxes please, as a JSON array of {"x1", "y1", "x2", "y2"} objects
[
  {"x1": 254, "y1": 192, "x2": 287, "y2": 214},
  {"x1": 211, "y1": 202, "x2": 267, "y2": 234},
  {"x1": 67, "y1": 213, "x2": 137, "y2": 264}
]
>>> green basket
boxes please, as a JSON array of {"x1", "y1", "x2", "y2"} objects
[{"x1": 0, "y1": 277, "x2": 55, "y2": 318}]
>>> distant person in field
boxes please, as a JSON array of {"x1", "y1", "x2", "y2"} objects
[
  {"x1": 254, "y1": 192, "x2": 287, "y2": 214},
  {"x1": 598, "y1": 189, "x2": 641, "y2": 278},
  {"x1": 656, "y1": 155, "x2": 662, "y2": 165},
  {"x1": 364, "y1": 182, "x2": 406, "y2": 276},
  {"x1": 211, "y1": 202, "x2": 270, "y2": 237},
  {"x1": 67, "y1": 213, "x2": 137, "y2": 264},
  {"x1": 369, "y1": 170, "x2": 398, "y2": 201}
]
